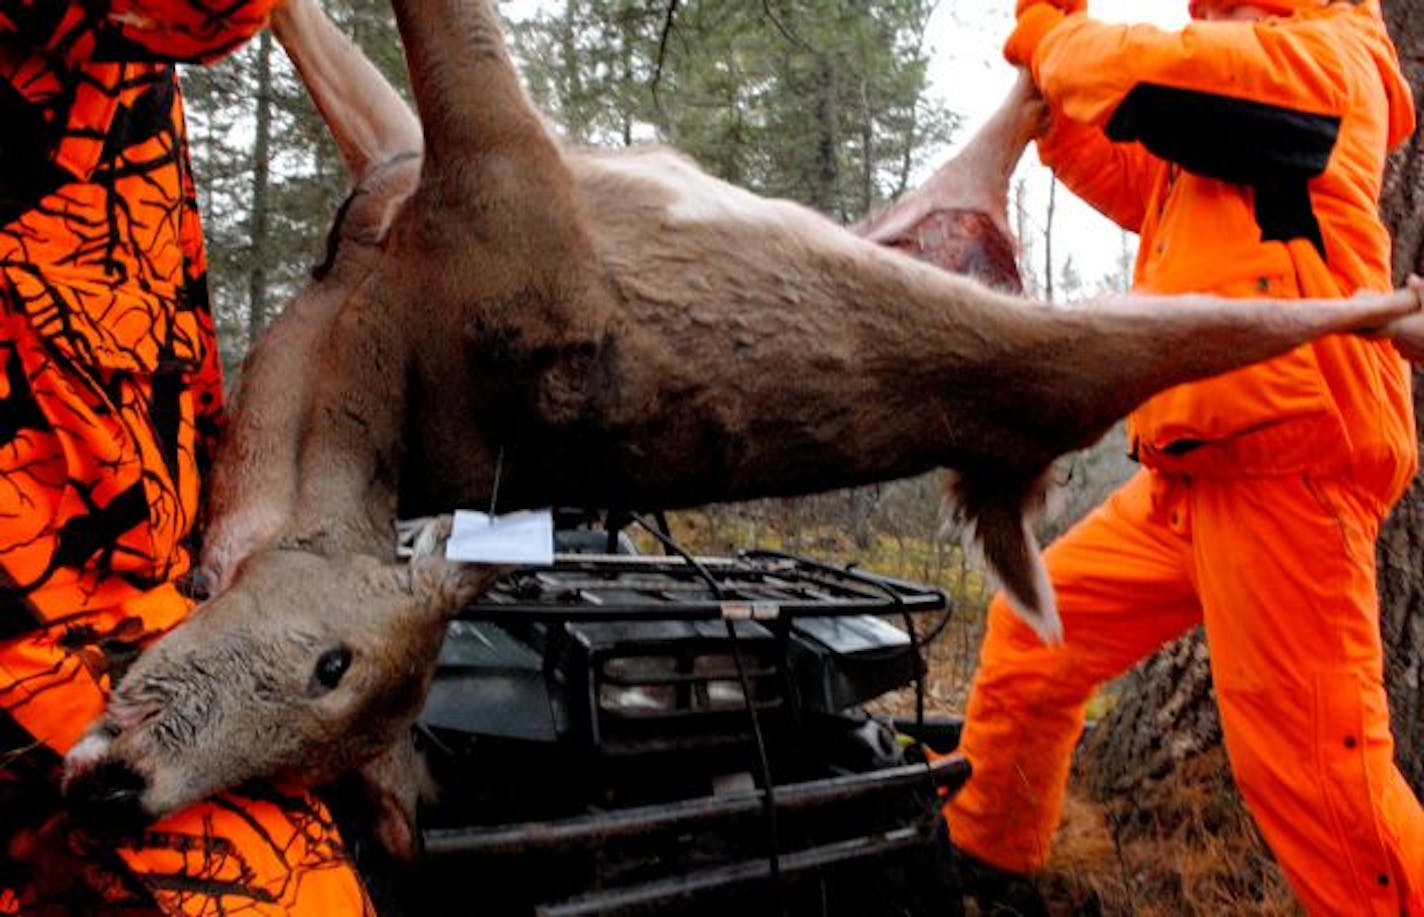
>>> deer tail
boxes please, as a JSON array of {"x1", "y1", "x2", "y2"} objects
[{"x1": 949, "y1": 469, "x2": 1063, "y2": 646}]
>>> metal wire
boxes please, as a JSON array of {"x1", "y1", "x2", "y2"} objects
[{"x1": 628, "y1": 514, "x2": 787, "y2": 913}]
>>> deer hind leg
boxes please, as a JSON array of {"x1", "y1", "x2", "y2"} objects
[{"x1": 390, "y1": 0, "x2": 585, "y2": 263}]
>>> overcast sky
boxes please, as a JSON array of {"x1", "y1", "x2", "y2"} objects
[
  {"x1": 925, "y1": 2, "x2": 1186, "y2": 292},
  {"x1": 502, "y1": 1, "x2": 1191, "y2": 295}
]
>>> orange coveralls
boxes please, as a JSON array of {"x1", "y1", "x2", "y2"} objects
[
  {"x1": 946, "y1": 2, "x2": 1424, "y2": 914},
  {"x1": 0, "y1": 2, "x2": 369, "y2": 913}
]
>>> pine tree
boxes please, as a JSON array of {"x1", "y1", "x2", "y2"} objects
[
  {"x1": 512, "y1": 0, "x2": 955, "y2": 223},
  {"x1": 182, "y1": 0, "x2": 407, "y2": 380}
]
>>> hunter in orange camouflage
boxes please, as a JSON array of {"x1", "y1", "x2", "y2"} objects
[{"x1": 0, "y1": 2, "x2": 370, "y2": 913}]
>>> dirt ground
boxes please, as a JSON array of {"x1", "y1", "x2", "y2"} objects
[
  {"x1": 876, "y1": 618, "x2": 1294, "y2": 915},
  {"x1": 1038, "y1": 752, "x2": 1299, "y2": 916}
]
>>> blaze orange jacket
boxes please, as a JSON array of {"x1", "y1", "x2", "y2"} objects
[
  {"x1": 0, "y1": 11, "x2": 377, "y2": 916},
  {"x1": 1023, "y1": 0, "x2": 1417, "y2": 485},
  {"x1": 1, "y1": 0, "x2": 278, "y2": 375},
  {"x1": 0, "y1": 1, "x2": 278, "y2": 629}
]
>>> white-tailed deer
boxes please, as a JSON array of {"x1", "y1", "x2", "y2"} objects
[{"x1": 64, "y1": 0, "x2": 1421, "y2": 844}]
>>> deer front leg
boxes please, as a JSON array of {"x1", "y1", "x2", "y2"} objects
[
  {"x1": 1379, "y1": 276, "x2": 1424, "y2": 362},
  {"x1": 389, "y1": 0, "x2": 589, "y2": 269},
  {"x1": 856, "y1": 70, "x2": 1045, "y2": 291}
]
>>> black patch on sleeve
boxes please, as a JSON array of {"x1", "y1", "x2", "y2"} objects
[{"x1": 1106, "y1": 83, "x2": 1340, "y2": 256}]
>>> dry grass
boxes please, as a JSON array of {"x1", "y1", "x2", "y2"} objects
[{"x1": 1038, "y1": 750, "x2": 1300, "y2": 916}]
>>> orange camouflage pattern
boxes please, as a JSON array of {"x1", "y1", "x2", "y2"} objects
[{"x1": 0, "y1": 3, "x2": 370, "y2": 913}]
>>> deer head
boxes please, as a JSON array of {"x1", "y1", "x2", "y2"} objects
[{"x1": 65, "y1": 545, "x2": 498, "y2": 840}]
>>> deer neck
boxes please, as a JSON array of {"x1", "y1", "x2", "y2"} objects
[{"x1": 282, "y1": 293, "x2": 409, "y2": 560}]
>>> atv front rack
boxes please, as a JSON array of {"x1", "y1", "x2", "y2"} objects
[
  {"x1": 410, "y1": 546, "x2": 962, "y2": 916},
  {"x1": 461, "y1": 550, "x2": 947, "y2": 624}
]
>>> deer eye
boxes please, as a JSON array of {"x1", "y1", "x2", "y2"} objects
[{"x1": 313, "y1": 646, "x2": 353, "y2": 692}]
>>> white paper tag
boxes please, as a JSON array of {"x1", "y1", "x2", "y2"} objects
[{"x1": 446, "y1": 509, "x2": 555, "y2": 565}]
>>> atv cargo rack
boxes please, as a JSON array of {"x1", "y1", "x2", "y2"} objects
[{"x1": 461, "y1": 549, "x2": 948, "y2": 624}]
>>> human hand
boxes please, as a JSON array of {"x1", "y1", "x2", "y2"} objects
[
  {"x1": 1011, "y1": 68, "x2": 1052, "y2": 140},
  {"x1": 1381, "y1": 276, "x2": 1424, "y2": 363}
]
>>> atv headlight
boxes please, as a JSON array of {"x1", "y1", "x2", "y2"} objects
[
  {"x1": 598, "y1": 652, "x2": 775, "y2": 717},
  {"x1": 694, "y1": 655, "x2": 748, "y2": 709},
  {"x1": 599, "y1": 656, "x2": 678, "y2": 713}
]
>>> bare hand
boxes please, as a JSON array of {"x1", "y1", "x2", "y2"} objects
[
  {"x1": 1011, "y1": 68, "x2": 1051, "y2": 141},
  {"x1": 1381, "y1": 275, "x2": 1424, "y2": 363}
]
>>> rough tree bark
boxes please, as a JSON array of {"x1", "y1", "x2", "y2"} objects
[
  {"x1": 244, "y1": 29, "x2": 274, "y2": 345},
  {"x1": 1081, "y1": 0, "x2": 1424, "y2": 800},
  {"x1": 1377, "y1": 0, "x2": 1424, "y2": 794}
]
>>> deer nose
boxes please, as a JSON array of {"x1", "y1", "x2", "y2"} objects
[{"x1": 65, "y1": 760, "x2": 152, "y2": 835}]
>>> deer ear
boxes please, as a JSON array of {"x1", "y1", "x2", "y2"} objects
[
  {"x1": 409, "y1": 557, "x2": 506, "y2": 620},
  {"x1": 357, "y1": 734, "x2": 430, "y2": 862}
]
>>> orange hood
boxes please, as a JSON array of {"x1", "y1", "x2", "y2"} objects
[{"x1": 1354, "y1": 0, "x2": 1418, "y2": 149}]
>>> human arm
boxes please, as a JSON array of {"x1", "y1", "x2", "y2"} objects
[
  {"x1": 1007, "y1": 9, "x2": 1398, "y2": 186},
  {"x1": 96, "y1": 0, "x2": 286, "y2": 62},
  {"x1": 1001, "y1": 4, "x2": 1159, "y2": 233},
  {"x1": 1035, "y1": 105, "x2": 1156, "y2": 234},
  {"x1": 0, "y1": 0, "x2": 284, "y2": 64}
]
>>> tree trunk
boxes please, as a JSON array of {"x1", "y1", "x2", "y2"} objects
[
  {"x1": 1082, "y1": 0, "x2": 1424, "y2": 799},
  {"x1": 1376, "y1": 0, "x2": 1424, "y2": 794},
  {"x1": 1083, "y1": 630, "x2": 1219, "y2": 798},
  {"x1": 1043, "y1": 175, "x2": 1057, "y2": 303},
  {"x1": 245, "y1": 29, "x2": 274, "y2": 346},
  {"x1": 813, "y1": 55, "x2": 840, "y2": 218}
]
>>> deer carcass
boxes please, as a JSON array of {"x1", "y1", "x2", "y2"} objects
[{"x1": 63, "y1": 0, "x2": 1420, "y2": 840}]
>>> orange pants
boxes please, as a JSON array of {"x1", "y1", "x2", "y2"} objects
[{"x1": 944, "y1": 468, "x2": 1424, "y2": 916}]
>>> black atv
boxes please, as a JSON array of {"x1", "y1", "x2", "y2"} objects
[{"x1": 369, "y1": 515, "x2": 968, "y2": 916}]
